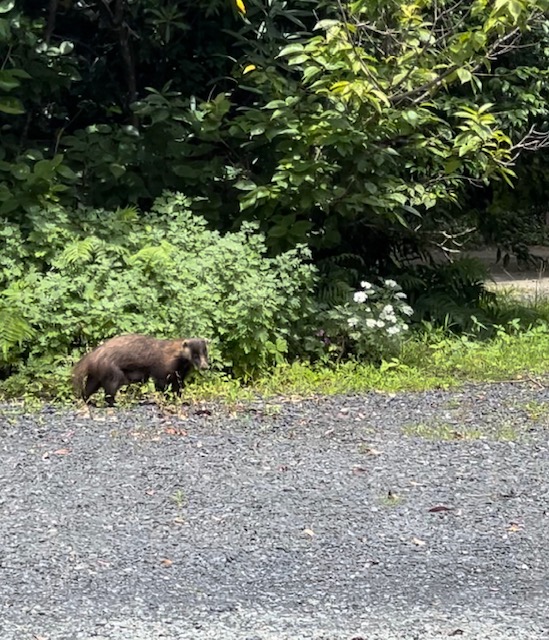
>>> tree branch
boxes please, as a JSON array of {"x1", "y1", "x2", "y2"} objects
[
  {"x1": 335, "y1": 0, "x2": 384, "y2": 94},
  {"x1": 389, "y1": 12, "x2": 539, "y2": 107},
  {"x1": 44, "y1": 0, "x2": 58, "y2": 45},
  {"x1": 503, "y1": 125, "x2": 549, "y2": 166},
  {"x1": 100, "y1": 0, "x2": 138, "y2": 125}
]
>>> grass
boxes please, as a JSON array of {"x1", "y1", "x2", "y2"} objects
[
  {"x1": 402, "y1": 423, "x2": 484, "y2": 441},
  {"x1": 402, "y1": 421, "x2": 524, "y2": 442},
  {"x1": 170, "y1": 489, "x2": 188, "y2": 509},
  {"x1": 518, "y1": 399, "x2": 549, "y2": 421},
  {"x1": 3, "y1": 308, "x2": 549, "y2": 408},
  {"x1": 183, "y1": 321, "x2": 549, "y2": 402}
]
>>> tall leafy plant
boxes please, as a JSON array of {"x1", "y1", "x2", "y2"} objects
[
  {"x1": 0, "y1": 193, "x2": 316, "y2": 382},
  {"x1": 226, "y1": 0, "x2": 549, "y2": 267}
]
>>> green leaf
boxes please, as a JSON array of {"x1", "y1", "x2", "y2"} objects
[
  {"x1": 264, "y1": 100, "x2": 286, "y2": 109},
  {"x1": 290, "y1": 220, "x2": 312, "y2": 238},
  {"x1": 402, "y1": 110, "x2": 420, "y2": 126},
  {"x1": 59, "y1": 41, "x2": 74, "y2": 55},
  {"x1": 0, "y1": 0, "x2": 15, "y2": 14},
  {"x1": 0, "y1": 71, "x2": 20, "y2": 91},
  {"x1": 109, "y1": 163, "x2": 126, "y2": 179},
  {"x1": 33, "y1": 160, "x2": 55, "y2": 179},
  {"x1": 287, "y1": 54, "x2": 310, "y2": 66},
  {"x1": 278, "y1": 43, "x2": 305, "y2": 58},
  {"x1": 57, "y1": 165, "x2": 78, "y2": 181},
  {"x1": 0, "y1": 97, "x2": 24, "y2": 114},
  {"x1": 456, "y1": 68, "x2": 472, "y2": 84},
  {"x1": 303, "y1": 66, "x2": 321, "y2": 82},
  {"x1": 314, "y1": 19, "x2": 340, "y2": 30},
  {"x1": 173, "y1": 165, "x2": 198, "y2": 178},
  {"x1": 388, "y1": 192, "x2": 408, "y2": 205},
  {"x1": 11, "y1": 164, "x2": 30, "y2": 180}
]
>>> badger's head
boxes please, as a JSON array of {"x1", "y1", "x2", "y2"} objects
[{"x1": 181, "y1": 338, "x2": 209, "y2": 370}]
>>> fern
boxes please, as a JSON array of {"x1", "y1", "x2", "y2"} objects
[
  {"x1": 315, "y1": 253, "x2": 364, "y2": 305},
  {"x1": 128, "y1": 241, "x2": 176, "y2": 268},
  {"x1": 0, "y1": 308, "x2": 34, "y2": 362},
  {"x1": 401, "y1": 258, "x2": 494, "y2": 332},
  {"x1": 58, "y1": 237, "x2": 102, "y2": 266}
]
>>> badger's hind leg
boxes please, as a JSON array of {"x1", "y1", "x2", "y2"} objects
[
  {"x1": 83, "y1": 376, "x2": 101, "y2": 403},
  {"x1": 102, "y1": 366, "x2": 128, "y2": 407}
]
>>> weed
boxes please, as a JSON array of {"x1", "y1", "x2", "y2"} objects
[
  {"x1": 264, "y1": 403, "x2": 282, "y2": 416},
  {"x1": 380, "y1": 491, "x2": 403, "y2": 507},
  {"x1": 494, "y1": 422, "x2": 521, "y2": 442},
  {"x1": 402, "y1": 423, "x2": 483, "y2": 441},
  {"x1": 519, "y1": 400, "x2": 549, "y2": 421},
  {"x1": 3, "y1": 302, "x2": 549, "y2": 405},
  {"x1": 170, "y1": 489, "x2": 188, "y2": 509}
]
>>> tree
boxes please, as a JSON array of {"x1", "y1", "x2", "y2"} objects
[{"x1": 225, "y1": 0, "x2": 549, "y2": 270}]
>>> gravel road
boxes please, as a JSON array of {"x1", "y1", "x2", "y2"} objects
[{"x1": 1, "y1": 384, "x2": 548, "y2": 640}]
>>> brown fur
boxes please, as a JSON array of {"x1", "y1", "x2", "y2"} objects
[{"x1": 73, "y1": 334, "x2": 209, "y2": 406}]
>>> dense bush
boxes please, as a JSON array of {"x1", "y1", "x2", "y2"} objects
[{"x1": 0, "y1": 193, "x2": 316, "y2": 394}]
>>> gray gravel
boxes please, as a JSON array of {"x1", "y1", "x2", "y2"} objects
[{"x1": 1, "y1": 383, "x2": 548, "y2": 640}]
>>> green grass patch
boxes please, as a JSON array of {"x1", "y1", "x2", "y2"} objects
[
  {"x1": 402, "y1": 420, "x2": 525, "y2": 442},
  {"x1": 185, "y1": 322, "x2": 549, "y2": 402},
  {"x1": 402, "y1": 422, "x2": 483, "y2": 440},
  {"x1": 2, "y1": 321, "x2": 549, "y2": 406},
  {"x1": 518, "y1": 399, "x2": 549, "y2": 421}
]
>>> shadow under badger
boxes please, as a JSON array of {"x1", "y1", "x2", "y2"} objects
[{"x1": 73, "y1": 334, "x2": 209, "y2": 406}]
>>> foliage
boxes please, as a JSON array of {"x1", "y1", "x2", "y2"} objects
[
  {"x1": 2, "y1": 2, "x2": 548, "y2": 258},
  {"x1": 0, "y1": 5, "x2": 80, "y2": 216},
  {"x1": 302, "y1": 278, "x2": 413, "y2": 364},
  {"x1": 0, "y1": 0, "x2": 244, "y2": 214},
  {"x1": 2, "y1": 0, "x2": 549, "y2": 398},
  {"x1": 401, "y1": 317, "x2": 549, "y2": 382},
  {"x1": 86, "y1": 317, "x2": 549, "y2": 402},
  {"x1": 0, "y1": 304, "x2": 34, "y2": 362},
  {"x1": 224, "y1": 0, "x2": 549, "y2": 265},
  {"x1": 399, "y1": 258, "x2": 496, "y2": 331},
  {"x1": 0, "y1": 193, "x2": 316, "y2": 388}
]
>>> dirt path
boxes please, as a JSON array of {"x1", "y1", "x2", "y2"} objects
[{"x1": 466, "y1": 246, "x2": 549, "y2": 299}]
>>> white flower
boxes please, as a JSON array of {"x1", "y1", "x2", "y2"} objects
[
  {"x1": 380, "y1": 305, "x2": 397, "y2": 323},
  {"x1": 365, "y1": 318, "x2": 377, "y2": 328},
  {"x1": 353, "y1": 291, "x2": 368, "y2": 303},
  {"x1": 402, "y1": 304, "x2": 414, "y2": 316},
  {"x1": 384, "y1": 279, "x2": 398, "y2": 288},
  {"x1": 395, "y1": 292, "x2": 407, "y2": 299},
  {"x1": 402, "y1": 323, "x2": 409, "y2": 330},
  {"x1": 387, "y1": 325, "x2": 400, "y2": 335},
  {"x1": 361, "y1": 280, "x2": 373, "y2": 290},
  {"x1": 376, "y1": 320, "x2": 385, "y2": 328},
  {"x1": 347, "y1": 317, "x2": 359, "y2": 327}
]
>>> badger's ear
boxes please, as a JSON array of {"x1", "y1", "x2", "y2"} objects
[{"x1": 181, "y1": 340, "x2": 189, "y2": 348}]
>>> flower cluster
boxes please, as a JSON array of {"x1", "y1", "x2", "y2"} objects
[{"x1": 310, "y1": 278, "x2": 414, "y2": 363}]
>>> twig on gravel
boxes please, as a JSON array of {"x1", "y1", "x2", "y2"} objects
[
  {"x1": 464, "y1": 377, "x2": 547, "y2": 389},
  {"x1": 526, "y1": 374, "x2": 546, "y2": 389}
]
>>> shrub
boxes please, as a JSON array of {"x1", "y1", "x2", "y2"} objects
[
  {"x1": 0, "y1": 192, "x2": 316, "y2": 394},
  {"x1": 301, "y1": 279, "x2": 413, "y2": 364}
]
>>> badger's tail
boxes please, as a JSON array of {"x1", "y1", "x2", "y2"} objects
[{"x1": 72, "y1": 355, "x2": 89, "y2": 397}]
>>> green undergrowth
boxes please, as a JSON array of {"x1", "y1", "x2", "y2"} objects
[
  {"x1": 2, "y1": 320, "x2": 549, "y2": 409},
  {"x1": 183, "y1": 323, "x2": 549, "y2": 402}
]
